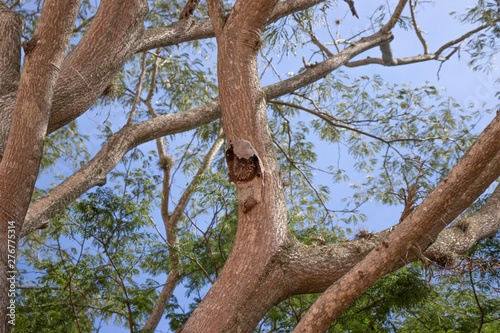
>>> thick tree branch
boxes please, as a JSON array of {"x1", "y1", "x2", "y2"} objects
[
  {"x1": 207, "y1": 0, "x2": 226, "y2": 36},
  {"x1": 0, "y1": 2, "x2": 22, "y2": 159},
  {"x1": 284, "y1": 181, "x2": 500, "y2": 296},
  {"x1": 136, "y1": 0, "x2": 327, "y2": 53},
  {"x1": 0, "y1": 0, "x2": 149, "y2": 155},
  {"x1": 380, "y1": 0, "x2": 408, "y2": 34},
  {"x1": 293, "y1": 114, "x2": 500, "y2": 332},
  {"x1": 265, "y1": 31, "x2": 393, "y2": 99},
  {"x1": 143, "y1": 56, "x2": 225, "y2": 329},
  {"x1": 46, "y1": 0, "x2": 148, "y2": 134}
]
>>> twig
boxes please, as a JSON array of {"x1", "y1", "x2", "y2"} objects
[
  {"x1": 409, "y1": 0, "x2": 429, "y2": 54},
  {"x1": 126, "y1": 52, "x2": 148, "y2": 125}
]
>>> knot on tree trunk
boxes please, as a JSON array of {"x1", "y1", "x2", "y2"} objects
[{"x1": 226, "y1": 139, "x2": 263, "y2": 213}]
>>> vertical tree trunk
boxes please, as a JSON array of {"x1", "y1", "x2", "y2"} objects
[{"x1": 0, "y1": 1, "x2": 80, "y2": 331}]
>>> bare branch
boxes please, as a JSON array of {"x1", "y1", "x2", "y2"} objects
[
  {"x1": 136, "y1": 0, "x2": 328, "y2": 53},
  {"x1": 409, "y1": 0, "x2": 429, "y2": 54},
  {"x1": 293, "y1": 114, "x2": 500, "y2": 332},
  {"x1": 21, "y1": 100, "x2": 221, "y2": 237},
  {"x1": 0, "y1": 2, "x2": 22, "y2": 155},
  {"x1": 207, "y1": 0, "x2": 226, "y2": 36},
  {"x1": 310, "y1": 35, "x2": 334, "y2": 58}
]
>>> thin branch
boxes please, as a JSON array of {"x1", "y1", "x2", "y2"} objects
[{"x1": 273, "y1": 139, "x2": 331, "y2": 219}]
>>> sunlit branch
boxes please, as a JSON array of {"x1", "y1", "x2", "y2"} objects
[
  {"x1": 380, "y1": 0, "x2": 408, "y2": 34},
  {"x1": 126, "y1": 52, "x2": 147, "y2": 125},
  {"x1": 409, "y1": 0, "x2": 429, "y2": 54}
]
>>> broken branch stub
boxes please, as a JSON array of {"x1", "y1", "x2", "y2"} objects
[{"x1": 225, "y1": 140, "x2": 263, "y2": 213}]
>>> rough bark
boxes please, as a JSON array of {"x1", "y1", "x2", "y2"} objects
[
  {"x1": 0, "y1": 2, "x2": 22, "y2": 161},
  {"x1": 136, "y1": 0, "x2": 326, "y2": 53},
  {"x1": 0, "y1": 1, "x2": 80, "y2": 331},
  {"x1": 0, "y1": 0, "x2": 148, "y2": 154},
  {"x1": 293, "y1": 112, "x2": 500, "y2": 332}
]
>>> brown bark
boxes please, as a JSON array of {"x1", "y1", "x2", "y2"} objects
[
  {"x1": 0, "y1": 2, "x2": 22, "y2": 161},
  {"x1": 178, "y1": 0, "x2": 293, "y2": 332},
  {"x1": 0, "y1": 0, "x2": 80, "y2": 331},
  {"x1": 0, "y1": 0, "x2": 148, "y2": 154},
  {"x1": 2, "y1": 0, "x2": 500, "y2": 331}
]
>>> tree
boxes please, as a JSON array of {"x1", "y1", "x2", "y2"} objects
[{"x1": 1, "y1": 0, "x2": 500, "y2": 332}]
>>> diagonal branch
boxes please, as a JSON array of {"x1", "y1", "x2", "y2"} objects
[
  {"x1": 293, "y1": 113, "x2": 500, "y2": 332},
  {"x1": 380, "y1": 0, "x2": 408, "y2": 34},
  {"x1": 409, "y1": 0, "x2": 429, "y2": 54},
  {"x1": 180, "y1": 0, "x2": 202, "y2": 19},
  {"x1": 0, "y1": 2, "x2": 22, "y2": 160},
  {"x1": 136, "y1": 0, "x2": 328, "y2": 53}
]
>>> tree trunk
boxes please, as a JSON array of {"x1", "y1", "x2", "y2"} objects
[
  {"x1": 178, "y1": 0, "x2": 295, "y2": 331},
  {"x1": 0, "y1": 1, "x2": 80, "y2": 331}
]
